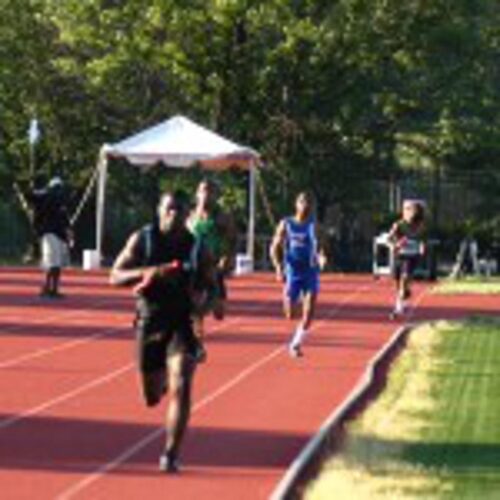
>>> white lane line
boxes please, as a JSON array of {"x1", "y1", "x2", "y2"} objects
[
  {"x1": 56, "y1": 346, "x2": 286, "y2": 500},
  {"x1": 0, "y1": 325, "x2": 128, "y2": 369},
  {"x1": 0, "y1": 317, "x2": 247, "y2": 432},
  {"x1": 0, "y1": 290, "x2": 132, "y2": 367},
  {"x1": 0, "y1": 295, "x2": 129, "y2": 335},
  {"x1": 55, "y1": 281, "x2": 377, "y2": 500},
  {"x1": 270, "y1": 285, "x2": 430, "y2": 500},
  {"x1": 0, "y1": 364, "x2": 134, "y2": 431}
]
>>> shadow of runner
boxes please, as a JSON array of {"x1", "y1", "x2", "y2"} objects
[{"x1": 0, "y1": 414, "x2": 308, "y2": 474}]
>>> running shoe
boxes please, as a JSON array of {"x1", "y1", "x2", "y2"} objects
[
  {"x1": 159, "y1": 452, "x2": 180, "y2": 473},
  {"x1": 389, "y1": 310, "x2": 399, "y2": 320},
  {"x1": 288, "y1": 343, "x2": 303, "y2": 358}
]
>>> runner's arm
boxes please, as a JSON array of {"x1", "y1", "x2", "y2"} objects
[
  {"x1": 217, "y1": 211, "x2": 238, "y2": 273},
  {"x1": 109, "y1": 232, "x2": 180, "y2": 287},
  {"x1": 270, "y1": 220, "x2": 286, "y2": 280},
  {"x1": 315, "y1": 223, "x2": 328, "y2": 270},
  {"x1": 387, "y1": 221, "x2": 404, "y2": 249}
]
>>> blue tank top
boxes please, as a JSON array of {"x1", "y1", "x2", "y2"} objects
[{"x1": 284, "y1": 217, "x2": 318, "y2": 273}]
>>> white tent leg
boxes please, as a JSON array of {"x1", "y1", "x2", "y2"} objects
[
  {"x1": 95, "y1": 153, "x2": 108, "y2": 265},
  {"x1": 246, "y1": 165, "x2": 256, "y2": 262}
]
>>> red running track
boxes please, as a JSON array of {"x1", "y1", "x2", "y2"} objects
[{"x1": 0, "y1": 268, "x2": 498, "y2": 500}]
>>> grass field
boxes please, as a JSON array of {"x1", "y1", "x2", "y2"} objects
[
  {"x1": 306, "y1": 318, "x2": 500, "y2": 499},
  {"x1": 434, "y1": 276, "x2": 500, "y2": 294}
]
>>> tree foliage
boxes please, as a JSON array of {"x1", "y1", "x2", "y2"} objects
[{"x1": 1, "y1": 0, "x2": 499, "y2": 235}]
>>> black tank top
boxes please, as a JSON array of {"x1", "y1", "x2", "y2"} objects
[{"x1": 136, "y1": 223, "x2": 199, "y2": 317}]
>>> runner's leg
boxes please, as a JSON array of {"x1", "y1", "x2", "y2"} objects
[{"x1": 163, "y1": 353, "x2": 196, "y2": 462}]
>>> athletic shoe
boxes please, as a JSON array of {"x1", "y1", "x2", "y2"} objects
[
  {"x1": 212, "y1": 299, "x2": 224, "y2": 320},
  {"x1": 390, "y1": 303, "x2": 407, "y2": 320},
  {"x1": 49, "y1": 291, "x2": 65, "y2": 299},
  {"x1": 389, "y1": 310, "x2": 399, "y2": 320},
  {"x1": 288, "y1": 343, "x2": 303, "y2": 358},
  {"x1": 159, "y1": 452, "x2": 180, "y2": 473}
]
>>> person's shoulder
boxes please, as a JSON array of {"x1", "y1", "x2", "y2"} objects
[
  {"x1": 388, "y1": 219, "x2": 403, "y2": 236},
  {"x1": 127, "y1": 228, "x2": 144, "y2": 245},
  {"x1": 140, "y1": 222, "x2": 156, "y2": 232},
  {"x1": 277, "y1": 217, "x2": 289, "y2": 229},
  {"x1": 130, "y1": 224, "x2": 156, "y2": 247}
]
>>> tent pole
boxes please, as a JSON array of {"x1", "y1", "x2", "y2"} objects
[
  {"x1": 96, "y1": 150, "x2": 108, "y2": 265},
  {"x1": 247, "y1": 165, "x2": 256, "y2": 261}
]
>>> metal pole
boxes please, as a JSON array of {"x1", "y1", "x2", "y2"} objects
[
  {"x1": 95, "y1": 150, "x2": 108, "y2": 265},
  {"x1": 28, "y1": 118, "x2": 39, "y2": 179},
  {"x1": 246, "y1": 165, "x2": 256, "y2": 261}
]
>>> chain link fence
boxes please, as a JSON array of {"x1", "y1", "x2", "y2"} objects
[{"x1": 1, "y1": 170, "x2": 498, "y2": 275}]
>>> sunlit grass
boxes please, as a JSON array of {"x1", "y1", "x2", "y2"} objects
[
  {"x1": 434, "y1": 276, "x2": 500, "y2": 294},
  {"x1": 306, "y1": 319, "x2": 500, "y2": 500}
]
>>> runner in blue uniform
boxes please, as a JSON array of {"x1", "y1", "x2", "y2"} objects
[{"x1": 270, "y1": 192, "x2": 327, "y2": 357}]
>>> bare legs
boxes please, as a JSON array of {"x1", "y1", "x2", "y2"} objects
[
  {"x1": 392, "y1": 274, "x2": 412, "y2": 318},
  {"x1": 41, "y1": 267, "x2": 62, "y2": 297},
  {"x1": 140, "y1": 352, "x2": 196, "y2": 472},
  {"x1": 285, "y1": 292, "x2": 317, "y2": 357},
  {"x1": 164, "y1": 353, "x2": 195, "y2": 460}
]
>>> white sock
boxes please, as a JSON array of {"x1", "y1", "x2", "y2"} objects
[
  {"x1": 394, "y1": 297, "x2": 404, "y2": 314},
  {"x1": 290, "y1": 326, "x2": 307, "y2": 348}
]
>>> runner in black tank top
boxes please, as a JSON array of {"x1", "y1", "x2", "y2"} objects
[{"x1": 110, "y1": 191, "x2": 213, "y2": 473}]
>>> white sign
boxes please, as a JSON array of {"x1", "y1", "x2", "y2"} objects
[{"x1": 28, "y1": 118, "x2": 40, "y2": 145}]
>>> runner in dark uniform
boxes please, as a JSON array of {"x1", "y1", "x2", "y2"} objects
[
  {"x1": 388, "y1": 199, "x2": 426, "y2": 318},
  {"x1": 110, "y1": 190, "x2": 212, "y2": 473}
]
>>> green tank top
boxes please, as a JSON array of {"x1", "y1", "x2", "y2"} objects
[{"x1": 189, "y1": 214, "x2": 222, "y2": 258}]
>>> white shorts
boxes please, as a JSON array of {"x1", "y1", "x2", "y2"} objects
[{"x1": 40, "y1": 234, "x2": 69, "y2": 270}]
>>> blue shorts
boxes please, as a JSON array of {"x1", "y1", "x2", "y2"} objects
[{"x1": 284, "y1": 270, "x2": 319, "y2": 304}]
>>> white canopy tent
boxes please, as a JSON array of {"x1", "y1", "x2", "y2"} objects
[{"x1": 94, "y1": 115, "x2": 260, "y2": 266}]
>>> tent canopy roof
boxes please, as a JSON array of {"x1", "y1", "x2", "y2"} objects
[{"x1": 103, "y1": 115, "x2": 260, "y2": 170}]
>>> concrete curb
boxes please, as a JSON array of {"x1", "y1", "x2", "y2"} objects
[{"x1": 270, "y1": 323, "x2": 414, "y2": 500}]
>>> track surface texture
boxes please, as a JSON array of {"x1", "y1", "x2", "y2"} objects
[{"x1": 0, "y1": 268, "x2": 497, "y2": 499}]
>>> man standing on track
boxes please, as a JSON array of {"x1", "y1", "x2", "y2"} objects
[
  {"x1": 110, "y1": 190, "x2": 212, "y2": 473},
  {"x1": 270, "y1": 191, "x2": 327, "y2": 358},
  {"x1": 26, "y1": 176, "x2": 72, "y2": 298},
  {"x1": 187, "y1": 178, "x2": 237, "y2": 357}
]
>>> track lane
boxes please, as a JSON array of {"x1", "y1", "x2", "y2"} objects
[{"x1": 6, "y1": 272, "x2": 492, "y2": 499}]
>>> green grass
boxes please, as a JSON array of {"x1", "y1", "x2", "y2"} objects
[
  {"x1": 306, "y1": 318, "x2": 500, "y2": 499},
  {"x1": 434, "y1": 276, "x2": 500, "y2": 294}
]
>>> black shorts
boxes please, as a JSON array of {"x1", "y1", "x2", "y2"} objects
[
  {"x1": 135, "y1": 313, "x2": 198, "y2": 373},
  {"x1": 214, "y1": 271, "x2": 227, "y2": 300},
  {"x1": 202, "y1": 271, "x2": 227, "y2": 307},
  {"x1": 394, "y1": 255, "x2": 419, "y2": 281}
]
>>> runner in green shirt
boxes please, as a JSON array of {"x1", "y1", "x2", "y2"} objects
[{"x1": 188, "y1": 179, "x2": 237, "y2": 355}]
